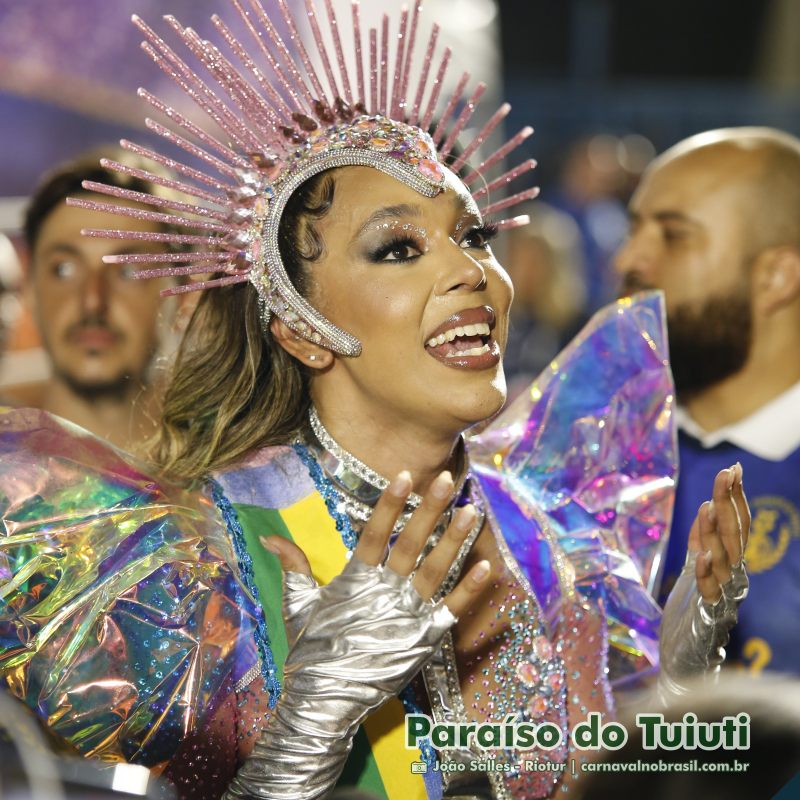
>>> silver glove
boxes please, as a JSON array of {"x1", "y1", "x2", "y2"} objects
[
  {"x1": 223, "y1": 556, "x2": 455, "y2": 799},
  {"x1": 658, "y1": 552, "x2": 748, "y2": 701}
]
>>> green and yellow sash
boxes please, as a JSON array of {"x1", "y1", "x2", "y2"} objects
[{"x1": 235, "y1": 491, "x2": 427, "y2": 800}]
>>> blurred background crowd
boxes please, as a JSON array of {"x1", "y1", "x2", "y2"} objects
[{"x1": 2, "y1": 0, "x2": 799, "y2": 397}]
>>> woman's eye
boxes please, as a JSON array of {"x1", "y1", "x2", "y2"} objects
[
  {"x1": 460, "y1": 231, "x2": 485, "y2": 249},
  {"x1": 383, "y1": 243, "x2": 418, "y2": 261},
  {"x1": 373, "y1": 238, "x2": 423, "y2": 262},
  {"x1": 460, "y1": 224, "x2": 498, "y2": 250}
]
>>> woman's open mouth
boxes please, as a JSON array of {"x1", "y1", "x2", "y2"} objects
[{"x1": 424, "y1": 306, "x2": 501, "y2": 369}]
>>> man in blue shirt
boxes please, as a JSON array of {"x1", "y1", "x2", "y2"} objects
[{"x1": 615, "y1": 127, "x2": 800, "y2": 675}]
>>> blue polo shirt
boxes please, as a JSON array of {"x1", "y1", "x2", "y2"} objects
[{"x1": 660, "y1": 387, "x2": 800, "y2": 675}]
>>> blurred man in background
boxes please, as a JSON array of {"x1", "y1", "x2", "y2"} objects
[
  {"x1": 549, "y1": 134, "x2": 652, "y2": 314},
  {"x1": 0, "y1": 233, "x2": 22, "y2": 353},
  {"x1": 501, "y1": 201, "x2": 587, "y2": 398},
  {"x1": 615, "y1": 127, "x2": 800, "y2": 675},
  {"x1": 18, "y1": 148, "x2": 180, "y2": 451}
]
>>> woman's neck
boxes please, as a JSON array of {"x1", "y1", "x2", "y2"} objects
[{"x1": 310, "y1": 402, "x2": 463, "y2": 496}]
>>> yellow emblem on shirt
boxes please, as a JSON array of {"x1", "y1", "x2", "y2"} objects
[{"x1": 744, "y1": 496, "x2": 800, "y2": 574}]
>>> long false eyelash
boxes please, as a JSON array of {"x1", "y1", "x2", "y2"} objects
[
  {"x1": 370, "y1": 222, "x2": 500, "y2": 262},
  {"x1": 368, "y1": 234, "x2": 425, "y2": 263},
  {"x1": 477, "y1": 220, "x2": 500, "y2": 241},
  {"x1": 461, "y1": 220, "x2": 500, "y2": 248}
]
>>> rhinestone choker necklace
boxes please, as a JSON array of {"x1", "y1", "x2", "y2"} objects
[{"x1": 305, "y1": 407, "x2": 472, "y2": 533}]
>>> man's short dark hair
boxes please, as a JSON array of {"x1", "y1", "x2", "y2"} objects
[{"x1": 24, "y1": 147, "x2": 167, "y2": 254}]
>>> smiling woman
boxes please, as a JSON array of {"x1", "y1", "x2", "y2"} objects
[
  {"x1": 0, "y1": 3, "x2": 751, "y2": 800},
  {"x1": 275, "y1": 167, "x2": 511, "y2": 470}
]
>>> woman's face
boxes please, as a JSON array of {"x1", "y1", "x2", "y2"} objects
[{"x1": 304, "y1": 166, "x2": 513, "y2": 437}]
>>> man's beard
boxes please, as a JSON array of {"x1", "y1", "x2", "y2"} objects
[
  {"x1": 619, "y1": 276, "x2": 752, "y2": 398},
  {"x1": 56, "y1": 369, "x2": 140, "y2": 402},
  {"x1": 50, "y1": 315, "x2": 146, "y2": 401}
]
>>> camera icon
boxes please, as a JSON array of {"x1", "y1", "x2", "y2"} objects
[{"x1": 411, "y1": 761, "x2": 428, "y2": 774}]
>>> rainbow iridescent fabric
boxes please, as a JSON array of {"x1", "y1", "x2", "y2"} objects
[
  {"x1": 0, "y1": 409, "x2": 260, "y2": 768},
  {"x1": 0, "y1": 292, "x2": 675, "y2": 784},
  {"x1": 471, "y1": 291, "x2": 676, "y2": 680}
]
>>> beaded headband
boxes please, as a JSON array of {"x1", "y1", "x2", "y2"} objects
[{"x1": 69, "y1": 0, "x2": 539, "y2": 357}]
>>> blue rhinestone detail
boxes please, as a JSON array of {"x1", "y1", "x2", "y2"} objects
[
  {"x1": 293, "y1": 442, "x2": 357, "y2": 550},
  {"x1": 209, "y1": 478, "x2": 281, "y2": 708}
]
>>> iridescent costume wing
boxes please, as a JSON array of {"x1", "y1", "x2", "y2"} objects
[
  {"x1": 470, "y1": 291, "x2": 676, "y2": 682},
  {"x1": 0, "y1": 408, "x2": 260, "y2": 769}
]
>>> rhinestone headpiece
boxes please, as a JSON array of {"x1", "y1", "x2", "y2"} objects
[{"x1": 70, "y1": 0, "x2": 539, "y2": 356}]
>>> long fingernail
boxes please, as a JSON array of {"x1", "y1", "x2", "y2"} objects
[
  {"x1": 455, "y1": 504, "x2": 477, "y2": 531},
  {"x1": 735, "y1": 462, "x2": 743, "y2": 485},
  {"x1": 472, "y1": 559, "x2": 491, "y2": 581},
  {"x1": 726, "y1": 466, "x2": 735, "y2": 491},
  {"x1": 431, "y1": 470, "x2": 453, "y2": 499},
  {"x1": 389, "y1": 470, "x2": 413, "y2": 496},
  {"x1": 260, "y1": 536, "x2": 280, "y2": 554},
  {"x1": 707, "y1": 500, "x2": 716, "y2": 525}
]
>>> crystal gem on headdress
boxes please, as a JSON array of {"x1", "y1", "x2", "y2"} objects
[
  {"x1": 418, "y1": 158, "x2": 445, "y2": 182},
  {"x1": 249, "y1": 153, "x2": 278, "y2": 170},
  {"x1": 228, "y1": 184, "x2": 259, "y2": 203},
  {"x1": 293, "y1": 113, "x2": 319, "y2": 133},
  {"x1": 83, "y1": 1, "x2": 540, "y2": 354},
  {"x1": 276, "y1": 115, "x2": 446, "y2": 193},
  {"x1": 253, "y1": 195, "x2": 270, "y2": 217}
]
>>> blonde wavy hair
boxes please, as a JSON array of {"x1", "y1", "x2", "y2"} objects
[{"x1": 151, "y1": 171, "x2": 336, "y2": 480}]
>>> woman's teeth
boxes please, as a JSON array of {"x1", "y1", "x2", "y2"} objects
[
  {"x1": 447, "y1": 342, "x2": 490, "y2": 357},
  {"x1": 425, "y1": 322, "x2": 491, "y2": 348}
]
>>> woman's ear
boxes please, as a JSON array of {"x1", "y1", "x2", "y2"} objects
[
  {"x1": 754, "y1": 246, "x2": 800, "y2": 315},
  {"x1": 269, "y1": 317, "x2": 334, "y2": 369}
]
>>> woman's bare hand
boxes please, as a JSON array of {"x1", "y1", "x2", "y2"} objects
[
  {"x1": 262, "y1": 468, "x2": 490, "y2": 617},
  {"x1": 687, "y1": 462, "x2": 750, "y2": 604}
]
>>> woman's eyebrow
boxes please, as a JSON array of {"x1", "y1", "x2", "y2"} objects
[{"x1": 356, "y1": 203, "x2": 423, "y2": 237}]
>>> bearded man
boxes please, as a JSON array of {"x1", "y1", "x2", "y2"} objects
[{"x1": 615, "y1": 127, "x2": 800, "y2": 675}]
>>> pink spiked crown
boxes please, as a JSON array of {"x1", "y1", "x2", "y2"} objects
[{"x1": 69, "y1": 0, "x2": 539, "y2": 357}]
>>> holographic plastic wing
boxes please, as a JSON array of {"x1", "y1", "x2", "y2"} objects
[
  {"x1": 470, "y1": 291, "x2": 676, "y2": 682},
  {"x1": 0, "y1": 408, "x2": 260, "y2": 769}
]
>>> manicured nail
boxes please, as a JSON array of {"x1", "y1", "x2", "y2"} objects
[
  {"x1": 389, "y1": 470, "x2": 413, "y2": 497},
  {"x1": 707, "y1": 500, "x2": 716, "y2": 526},
  {"x1": 472, "y1": 559, "x2": 491, "y2": 581},
  {"x1": 431, "y1": 470, "x2": 453, "y2": 500},
  {"x1": 735, "y1": 462, "x2": 743, "y2": 485},
  {"x1": 455, "y1": 504, "x2": 477, "y2": 531},
  {"x1": 726, "y1": 466, "x2": 735, "y2": 491},
  {"x1": 260, "y1": 536, "x2": 280, "y2": 554}
]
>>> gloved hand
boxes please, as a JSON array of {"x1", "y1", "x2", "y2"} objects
[
  {"x1": 223, "y1": 469, "x2": 490, "y2": 799},
  {"x1": 659, "y1": 463, "x2": 750, "y2": 700}
]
